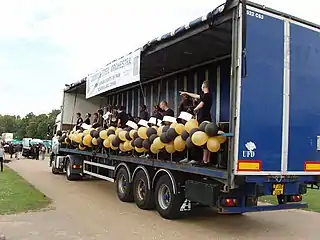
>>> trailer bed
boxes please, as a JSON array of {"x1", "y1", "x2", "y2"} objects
[{"x1": 59, "y1": 148, "x2": 228, "y2": 180}]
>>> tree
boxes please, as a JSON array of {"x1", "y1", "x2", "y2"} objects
[
  {"x1": 0, "y1": 115, "x2": 17, "y2": 134},
  {"x1": 0, "y1": 109, "x2": 60, "y2": 140}
]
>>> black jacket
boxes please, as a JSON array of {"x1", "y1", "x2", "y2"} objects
[{"x1": 84, "y1": 118, "x2": 90, "y2": 125}]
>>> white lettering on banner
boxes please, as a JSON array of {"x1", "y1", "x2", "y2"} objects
[{"x1": 86, "y1": 49, "x2": 141, "y2": 99}]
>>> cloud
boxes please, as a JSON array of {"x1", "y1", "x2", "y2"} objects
[{"x1": 0, "y1": 0, "x2": 318, "y2": 116}]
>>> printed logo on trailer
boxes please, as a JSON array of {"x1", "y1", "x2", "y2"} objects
[{"x1": 242, "y1": 141, "x2": 256, "y2": 158}]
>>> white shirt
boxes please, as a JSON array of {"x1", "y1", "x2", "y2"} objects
[
  {"x1": 103, "y1": 111, "x2": 112, "y2": 120},
  {"x1": 0, "y1": 148, "x2": 5, "y2": 159}
]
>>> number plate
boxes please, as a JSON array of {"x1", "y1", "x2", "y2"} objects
[{"x1": 272, "y1": 184, "x2": 284, "y2": 195}]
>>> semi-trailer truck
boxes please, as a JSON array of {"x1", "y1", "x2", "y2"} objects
[{"x1": 50, "y1": 0, "x2": 320, "y2": 219}]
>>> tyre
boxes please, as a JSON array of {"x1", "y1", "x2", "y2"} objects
[
  {"x1": 116, "y1": 167, "x2": 134, "y2": 202},
  {"x1": 133, "y1": 170, "x2": 154, "y2": 210},
  {"x1": 49, "y1": 153, "x2": 54, "y2": 167},
  {"x1": 154, "y1": 174, "x2": 184, "y2": 219},
  {"x1": 51, "y1": 164, "x2": 59, "y2": 174},
  {"x1": 66, "y1": 160, "x2": 81, "y2": 181}
]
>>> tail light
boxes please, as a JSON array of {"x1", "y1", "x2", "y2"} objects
[
  {"x1": 222, "y1": 198, "x2": 237, "y2": 207},
  {"x1": 290, "y1": 195, "x2": 302, "y2": 202},
  {"x1": 72, "y1": 164, "x2": 82, "y2": 169}
]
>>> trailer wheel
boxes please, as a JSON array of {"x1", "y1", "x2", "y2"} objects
[
  {"x1": 66, "y1": 160, "x2": 81, "y2": 181},
  {"x1": 154, "y1": 175, "x2": 184, "y2": 219},
  {"x1": 116, "y1": 167, "x2": 133, "y2": 202},
  {"x1": 133, "y1": 170, "x2": 154, "y2": 210}
]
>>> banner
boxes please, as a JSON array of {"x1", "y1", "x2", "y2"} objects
[{"x1": 86, "y1": 48, "x2": 141, "y2": 99}]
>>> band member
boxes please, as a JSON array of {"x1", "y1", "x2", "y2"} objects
[{"x1": 180, "y1": 80, "x2": 212, "y2": 165}]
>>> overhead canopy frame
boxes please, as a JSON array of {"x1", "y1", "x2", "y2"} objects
[{"x1": 64, "y1": 0, "x2": 238, "y2": 95}]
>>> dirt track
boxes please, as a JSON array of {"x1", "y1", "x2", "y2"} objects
[{"x1": 0, "y1": 159, "x2": 319, "y2": 240}]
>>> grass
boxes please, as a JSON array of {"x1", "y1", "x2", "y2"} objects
[
  {"x1": 260, "y1": 189, "x2": 320, "y2": 212},
  {"x1": 0, "y1": 167, "x2": 51, "y2": 215}
]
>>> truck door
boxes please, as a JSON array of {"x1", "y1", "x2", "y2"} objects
[
  {"x1": 286, "y1": 21, "x2": 320, "y2": 174},
  {"x1": 234, "y1": 5, "x2": 285, "y2": 175},
  {"x1": 234, "y1": 4, "x2": 320, "y2": 175}
]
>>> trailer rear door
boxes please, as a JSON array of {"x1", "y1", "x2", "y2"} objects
[
  {"x1": 286, "y1": 22, "x2": 320, "y2": 174},
  {"x1": 234, "y1": 4, "x2": 320, "y2": 175}
]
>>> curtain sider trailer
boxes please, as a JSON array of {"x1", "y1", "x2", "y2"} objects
[{"x1": 50, "y1": 0, "x2": 320, "y2": 219}]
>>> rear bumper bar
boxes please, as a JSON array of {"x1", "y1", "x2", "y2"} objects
[{"x1": 219, "y1": 202, "x2": 308, "y2": 214}]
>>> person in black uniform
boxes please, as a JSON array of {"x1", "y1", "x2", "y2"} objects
[
  {"x1": 84, "y1": 113, "x2": 91, "y2": 125},
  {"x1": 180, "y1": 80, "x2": 212, "y2": 165},
  {"x1": 76, "y1": 113, "x2": 83, "y2": 130},
  {"x1": 92, "y1": 113, "x2": 98, "y2": 124},
  {"x1": 194, "y1": 80, "x2": 212, "y2": 123},
  {"x1": 117, "y1": 106, "x2": 128, "y2": 128},
  {"x1": 109, "y1": 107, "x2": 118, "y2": 127},
  {"x1": 35, "y1": 144, "x2": 40, "y2": 160},
  {"x1": 97, "y1": 109, "x2": 104, "y2": 126},
  {"x1": 159, "y1": 101, "x2": 174, "y2": 117},
  {"x1": 151, "y1": 105, "x2": 163, "y2": 120},
  {"x1": 178, "y1": 94, "x2": 194, "y2": 115},
  {"x1": 8, "y1": 143, "x2": 14, "y2": 159},
  {"x1": 29, "y1": 140, "x2": 34, "y2": 158},
  {"x1": 139, "y1": 104, "x2": 149, "y2": 120}
]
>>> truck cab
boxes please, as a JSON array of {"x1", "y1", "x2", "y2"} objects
[{"x1": 51, "y1": 113, "x2": 62, "y2": 155}]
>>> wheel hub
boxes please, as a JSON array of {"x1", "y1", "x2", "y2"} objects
[
  {"x1": 118, "y1": 174, "x2": 127, "y2": 194},
  {"x1": 136, "y1": 179, "x2": 146, "y2": 201},
  {"x1": 158, "y1": 184, "x2": 171, "y2": 210}
]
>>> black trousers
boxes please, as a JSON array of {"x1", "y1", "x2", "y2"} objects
[{"x1": 0, "y1": 157, "x2": 3, "y2": 172}]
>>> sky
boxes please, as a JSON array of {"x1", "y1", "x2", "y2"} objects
[{"x1": 0, "y1": 0, "x2": 319, "y2": 116}]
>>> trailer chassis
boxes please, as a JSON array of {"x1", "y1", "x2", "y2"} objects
[{"x1": 50, "y1": 147, "x2": 310, "y2": 219}]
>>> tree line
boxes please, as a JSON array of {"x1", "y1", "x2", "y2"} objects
[{"x1": 0, "y1": 109, "x2": 60, "y2": 140}]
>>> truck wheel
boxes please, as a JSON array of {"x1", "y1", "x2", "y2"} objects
[
  {"x1": 154, "y1": 175, "x2": 184, "y2": 219},
  {"x1": 116, "y1": 167, "x2": 133, "y2": 202},
  {"x1": 133, "y1": 170, "x2": 154, "y2": 210},
  {"x1": 66, "y1": 160, "x2": 81, "y2": 181},
  {"x1": 51, "y1": 164, "x2": 59, "y2": 174}
]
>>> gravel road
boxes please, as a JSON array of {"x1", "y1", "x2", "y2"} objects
[{"x1": 0, "y1": 159, "x2": 319, "y2": 240}]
